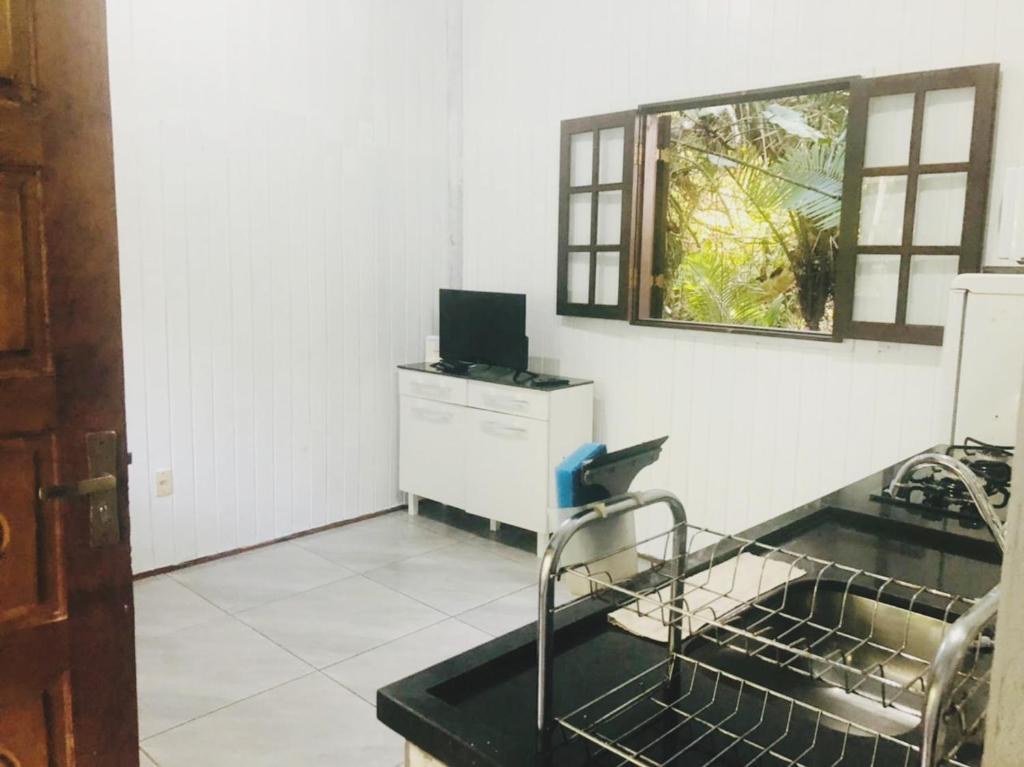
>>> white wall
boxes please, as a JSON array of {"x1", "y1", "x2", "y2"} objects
[
  {"x1": 461, "y1": 0, "x2": 1024, "y2": 536},
  {"x1": 107, "y1": 0, "x2": 460, "y2": 572},
  {"x1": 109, "y1": 0, "x2": 1024, "y2": 571}
]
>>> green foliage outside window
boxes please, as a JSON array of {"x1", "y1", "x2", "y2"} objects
[{"x1": 659, "y1": 90, "x2": 849, "y2": 333}]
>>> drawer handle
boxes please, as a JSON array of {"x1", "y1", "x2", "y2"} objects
[
  {"x1": 485, "y1": 393, "x2": 530, "y2": 409},
  {"x1": 411, "y1": 406, "x2": 454, "y2": 424},
  {"x1": 483, "y1": 420, "x2": 529, "y2": 437},
  {"x1": 411, "y1": 381, "x2": 448, "y2": 397}
]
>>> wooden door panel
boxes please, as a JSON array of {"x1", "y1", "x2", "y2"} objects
[
  {"x1": 0, "y1": 179, "x2": 28, "y2": 351},
  {"x1": 0, "y1": 1, "x2": 13, "y2": 79},
  {"x1": 0, "y1": 0, "x2": 34, "y2": 103},
  {"x1": 0, "y1": 438, "x2": 57, "y2": 621},
  {"x1": 0, "y1": 686, "x2": 58, "y2": 767},
  {"x1": 0, "y1": 619, "x2": 71, "y2": 767},
  {"x1": 1, "y1": 172, "x2": 44, "y2": 372},
  {"x1": 0, "y1": 687, "x2": 51, "y2": 766},
  {"x1": 0, "y1": 172, "x2": 44, "y2": 364}
]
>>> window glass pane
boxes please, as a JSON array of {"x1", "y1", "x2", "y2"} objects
[
  {"x1": 594, "y1": 252, "x2": 620, "y2": 305},
  {"x1": 570, "y1": 132, "x2": 593, "y2": 186},
  {"x1": 906, "y1": 254, "x2": 960, "y2": 326},
  {"x1": 598, "y1": 127, "x2": 625, "y2": 184},
  {"x1": 596, "y1": 190, "x2": 622, "y2": 245},
  {"x1": 644, "y1": 87, "x2": 848, "y2": 333},
  {"x1": 920, "y1": 87, "x2": 975, "y2": 165},
  {"x1": 858, "y1": 176, "x2": 907, "y2": 246},
  {"x1": 568, "y1": 193, "x2": 591, "y2": 245},
  {"x1": 852, "y1": 253, "x2": 900, "y2": 323},
  {"x1": 567, "y1": 251, "x2": 590, "y2": 303},
  {"x1": 864, "y1": 93, "x2": 914, "y2": 167},
  {"x1": 913, "y1": 172, "x2": 967, "y2": 246}
]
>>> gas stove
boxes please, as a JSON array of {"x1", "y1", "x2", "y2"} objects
[{"x1": 873, "y1": 438, "x2": 1013, "y2": 525}]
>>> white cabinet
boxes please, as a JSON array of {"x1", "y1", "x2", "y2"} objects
[
  {"x1": 399, "y1": 397, "x2": 467, "y2": 509},
  {"x1": 398, "y1": 366, "x2": 594, "y2": 555},
  {"x1": 465, "y1": 409, "x2": 547, "y2": 530}
]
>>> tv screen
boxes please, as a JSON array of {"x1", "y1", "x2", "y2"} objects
[{"x1": 439, "y1": 289, "x2": 528, "y2": 370}]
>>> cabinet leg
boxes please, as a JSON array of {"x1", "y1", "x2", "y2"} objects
[
  {"x1": 407, "y1": 493, "x2": 420, "y2": 516},
  {"x1": 489, "y1": 519, "x2": 500, "y2": 533}
]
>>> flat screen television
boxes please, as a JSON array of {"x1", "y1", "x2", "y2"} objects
[{"x1": 439, "y1": 289, "x2": 528, "y2": 371}]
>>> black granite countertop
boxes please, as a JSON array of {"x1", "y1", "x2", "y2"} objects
[
  {"x1": 377, "y1": 450, "x2": 1002, "y2": 766},
  {"x1": 398, "y1": 362, "x2": 593, "y2": 392}
]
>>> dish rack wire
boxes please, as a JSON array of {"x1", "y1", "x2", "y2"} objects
[{"x1": 537, "y1": 490, "x2": 998, "y2": 767}]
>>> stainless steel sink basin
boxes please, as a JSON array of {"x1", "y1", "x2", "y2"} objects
[{"x1": 682, "y1": 579, "x2": 991, "y2": 739}]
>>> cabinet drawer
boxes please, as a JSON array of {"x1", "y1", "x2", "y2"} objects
[
  {"x1": 399, "y1": 397, "x2": 466, "y2": 508},
  {"x1": 467, "y1": 381, "x2": 548, "y2": 421},
  {"x1": 465, "y1": 410, "x2": 547, "y2": 532},
  {"x1": 399, "y1": 370, "x2": 467, "y2": 405}
]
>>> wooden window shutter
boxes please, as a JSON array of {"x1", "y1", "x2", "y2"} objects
[
  {"x1": 836, "y1": 64, "x2": 998, "y2": 345},
  {"x1": 556, "y1": 110, "x2": 638, "y2": 319}
]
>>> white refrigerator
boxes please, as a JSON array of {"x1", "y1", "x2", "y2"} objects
[{"x1": 940, "y1": 274, "x2": 1024, "y2": 447}]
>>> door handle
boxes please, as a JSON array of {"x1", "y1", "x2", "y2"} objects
[
  {"x1": 39, "y1": 473, "x2": 116, "y2": 501},
  {"x1": 37, "y1": 431, "x2": 121, "y2": 547}
]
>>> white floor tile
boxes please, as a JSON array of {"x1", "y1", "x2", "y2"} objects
[
  {"x1": 168, "y1": 542, "x2": 353, "y2": 613},
  {"x1": 139, "y1": 749, "x2": 159, "y2": 766},
  {"x1": 134, "y1": 575, "x2": 225, "y2": 638},
  {"x1": 462, "y1": 535, "x2": 538, "y2": 566},
  {"x1": 404, "y1": 513, "x2": 479, "y2": 542},
  {"x1": 364, "y1": 541, "x2": 537, "y2": 615},
  {"x1": 236, "y1": 576, "x2": 446, "y2": 668},
  {"x1": 136, "y1": 616, "x2": 310, "y2": 738},
  {"x1": 142, "y1": 674, "x2": 403, "y2": 767},
  {"x1": 457, "y1": 582, "x2": 573, "y2": 637},
  {"x1": 293, "y1": 513, "x2": 459, "y2": 572},
  {"x1": 324, "y1": 618, "x2": 490, "y2": 704}
]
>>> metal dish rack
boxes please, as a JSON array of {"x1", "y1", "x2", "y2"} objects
[{"x1": 537, "y1": 490, "x2": 998, "y2": 767}]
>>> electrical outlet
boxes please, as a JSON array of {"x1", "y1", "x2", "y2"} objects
[{"x1": 155, "y1": 469, "x2": 174, "y2": 497}]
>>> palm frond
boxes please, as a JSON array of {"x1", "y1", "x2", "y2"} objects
[
  {"x1": 673, "y1": 246, "x2": 800, "y2": 328},
  {"x1": 770, "y1": 140, "x2": 845, "y2": 229}
]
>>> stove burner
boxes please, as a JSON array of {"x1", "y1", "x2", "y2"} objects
[
  {"x1": 947, "y1": 436, "x2": 1013, "y2": 459},
  {"x1": 963, "y1": 459, "x2": 1011, "y2": 508}
]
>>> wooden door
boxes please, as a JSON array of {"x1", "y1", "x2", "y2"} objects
[{"x1": 0, "y1": 1, "x2": 137, "y2": 765}]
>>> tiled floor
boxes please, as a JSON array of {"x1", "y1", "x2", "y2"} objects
[{"x1": 135, "y1": 508, "x2": 553, "y2": 766}]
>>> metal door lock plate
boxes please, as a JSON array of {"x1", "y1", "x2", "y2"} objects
[{"x1": 86, "y1": 431, "x2": 120, "y2": 547}]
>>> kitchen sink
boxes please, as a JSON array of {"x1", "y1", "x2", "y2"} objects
[{"x1": 682, "y1": 578, "x2": 992, "y2": 740}]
